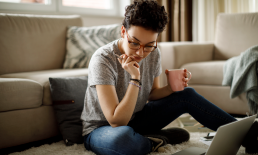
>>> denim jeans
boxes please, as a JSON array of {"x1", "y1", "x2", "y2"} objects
[{"x1": 84, "y1": 87, "x2": 237, "y2": 155}]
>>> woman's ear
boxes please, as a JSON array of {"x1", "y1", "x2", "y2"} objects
[{"x1": 121, "y1": 25, "x2": 126, "y2": 38}]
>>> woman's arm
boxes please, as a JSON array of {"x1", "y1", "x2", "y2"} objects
[
  {"x1": 148, "y1": 76, "x2": 174, "y2": 101},
  {"x1": 96, "y1": 83, "x2": 139, "y2": 128},
  {"x1": 96, "y1": 55, "x2": 141, "y2": 128}
]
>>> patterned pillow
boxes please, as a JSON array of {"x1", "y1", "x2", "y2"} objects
[{"x1": 63, "y1": 24, "x2": 121, "y2": 69}]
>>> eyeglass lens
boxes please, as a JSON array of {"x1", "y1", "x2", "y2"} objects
[{"x1": 128, "y1": 43, "x2": 155, "y2": 52}]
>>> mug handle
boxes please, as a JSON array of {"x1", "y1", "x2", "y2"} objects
[{"x1": 186, "y1": 71, "x2": 192, "y2": 82}]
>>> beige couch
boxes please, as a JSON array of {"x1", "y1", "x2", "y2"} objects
[
  {"x1": 0, "y1": 14, "x2": 87, "y2": 149},
  {"x1": 0, "y1": 12, "x2": 257, "y2": 150},
  {"x1": 158, "y1": 12, "x2": 258, "y2": 115}
]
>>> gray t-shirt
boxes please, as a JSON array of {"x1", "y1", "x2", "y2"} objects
[{"x1": 81, "y1": 39, "x2": 162, "y2": 136}]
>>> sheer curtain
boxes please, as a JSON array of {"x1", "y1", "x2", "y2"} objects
[{"x1": 193, "y1": 0, "x2": 258, "y2": 42}]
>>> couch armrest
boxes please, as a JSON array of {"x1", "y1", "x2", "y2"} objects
[
  {"x1": 158, "y1": 42, "x2": 214, "y2": 87},
  {"x1": 0, "y1": 78, "x2": 43, "y2": 112},
  {"x1": 158, "y1": 42, "x2": 214, "y2": 69}
]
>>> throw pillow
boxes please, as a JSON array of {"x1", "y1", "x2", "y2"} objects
[
  {"x1": 49, "y1": 76, "x2": 88, "y2": 146},
  {"x1": 63, "y1": 24, "x2": 121, "y2": 69}
]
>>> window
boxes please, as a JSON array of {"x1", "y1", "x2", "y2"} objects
[
  {"x1": 58, "y1": 0, "x2": 119, "y2": 16},
  {"x1": 0, "y1": 0, "x2": 55, "y2": 11},
  {"x1": 62, "y1": 0, "x2": 111, "y2": 9},
  {"x1": 0, "y1": 0, "x2": 51, "y2": 4},
  {"x1": 0, "y1": 0, "x2": 130, "y2": 17}
]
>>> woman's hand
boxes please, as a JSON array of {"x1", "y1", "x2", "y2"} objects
[
  {"x1": 118, "y1": 54, "x2": 140, "y2": 79},
  {"x1": 165, "y1": 68, "x2": 189, "y2": 89},
  {"x1": 182, "y1": 69, "x2": 189, "y2": 87}
]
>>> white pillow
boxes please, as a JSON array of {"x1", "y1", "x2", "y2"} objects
[{"x1": 63, "y1": 24, "x2": 121, "y2": 69}]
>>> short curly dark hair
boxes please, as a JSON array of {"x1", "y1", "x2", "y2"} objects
[{"x1": 122, "y1": 0, "x2": 168, "y2": 33}]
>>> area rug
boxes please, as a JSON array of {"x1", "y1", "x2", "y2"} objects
[
  {"x1": 8, "y1": 117, "x2": 258, "y2": 155},
  {"x1": 9, "y1": 132, "x2": 255, "y2": 155}
]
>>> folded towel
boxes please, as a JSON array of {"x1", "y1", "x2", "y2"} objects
[{"x1": 222, "y1": 45, "x2": 258, "y2": 115}]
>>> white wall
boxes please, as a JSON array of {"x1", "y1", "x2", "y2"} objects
[{"x1": 81, "y1": 15, "x2": 123, "y2": 27}]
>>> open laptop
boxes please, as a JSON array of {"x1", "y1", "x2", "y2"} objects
[{"x1": 172, "y1": 114, "x2": 257, "y2": 155}]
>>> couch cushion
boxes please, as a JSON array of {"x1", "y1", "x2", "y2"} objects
[
  {"x1": 214, "y1": 13, "x2": 258, "y2": 60},
  {"x1": 0, "y1": 78, "x2": 43, "y2": 112},
  {"x1": 0, "y1": 14, "x2": 82, "y2": 75},
  {"x1": 181, "y1": 61, "x2": 225, "y2": 85},
  {"x1": 0, "y1": 69, "x2": 88, "y2": 106}
]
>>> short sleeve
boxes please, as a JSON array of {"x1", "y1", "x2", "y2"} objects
[{"x1": 88, "y1": 53, "x2": 116, "y2": 87}]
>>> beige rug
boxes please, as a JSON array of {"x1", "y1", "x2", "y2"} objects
[
  {"x1": 9, "y1": 132, "x2": 255, "y2": 155},
  {"x1": 9, "y1": 117, "x2": 258, "y2": 155}
]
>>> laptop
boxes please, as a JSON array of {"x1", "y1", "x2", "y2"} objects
[{"x1": 172, "y1": 114, "x2": 257, "y2": 155}]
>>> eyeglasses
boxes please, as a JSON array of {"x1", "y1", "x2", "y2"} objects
[{"x1": 126, "y1": 31, "x2": 157, "y2": 52}]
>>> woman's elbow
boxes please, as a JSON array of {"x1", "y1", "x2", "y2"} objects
[
  {"x1": 109, "y1": 120, "x2": 128, "y2": 128},
  {"x1": 110, "y1": 124, "x2": 120, "y2": 128},
  {"x1": 106, "y1": 114, "x2": 129, "y2": 127},
  {"x1": 110, "y1": 123, "x2": 128, "y2": 128}
]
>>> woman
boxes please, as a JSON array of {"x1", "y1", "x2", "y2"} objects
[{"x1": 81, "y1": 0, "x2": 237, "y2": 155}]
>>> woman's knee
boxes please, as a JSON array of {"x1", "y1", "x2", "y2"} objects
[
  {"x1": 120, "y1": 126, "x2": 152, "y2": 153},
  {"x1": 184, "y1": 87, "x2": 195, "y2": 92},
  {"x1": 91, "y1": 126, "x2": 134, "y2": 144},
  {"x1": 110, "y1": 126, "x2": 151, "y2": 153},
  {"x1": 183, "y1": 87, "x2": 197, "y2": 95},
  {"x1": 111, "y1": 126, "x2": 135, "y2": 141}
]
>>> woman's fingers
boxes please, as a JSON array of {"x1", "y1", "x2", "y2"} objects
[
  {"x1": 182, "y1": 69, "x2": 189, "y2": 87},
  {"x1": 117, "y1": 58, "x2": 122, "y2": 64},
  {"x1": 183, "y1": 68, "x2": 187, "y2": 75},
  {"x1": 119, "y1": 54, "x2": 139, "y2": 68},
  {"x1": 121, "y1": 55, "x2": 135, "y2": 63},
  {"x1": 124, "y1": 55, "x2": 140, "y2": 68},
  {"x1": 165, "y1": 69, "x2": 168, "y2": 75},
  {"x1": 122, "y1": 54, "x2": 127, "y2": 64},
  {"x1": 125, "y1": 57, "x2": 132, "y2": 64},
  {"x1": 183, "y1": 81, "x2": 188, "y2": 87},
  {"x1": 183, "y1": 77, "x2": 189, "y2": 87},
  {"x1": 134, "y1": 62, "x2": 140, "y2": 68},
  {"x1": 119, "y1": 54, "x2": 140, "y2": 69},
  {"x1": 128, "y1": 61, "x2": 139, "y2": 68}
]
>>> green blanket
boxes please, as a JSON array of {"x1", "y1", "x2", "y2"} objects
[{"x1": 222, "y1": 45, "x2": 258, "y2": 115}]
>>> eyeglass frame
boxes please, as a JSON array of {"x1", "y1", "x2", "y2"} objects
[{"x1": 126, "y1": 31, "x2": 157, "y2": 52}]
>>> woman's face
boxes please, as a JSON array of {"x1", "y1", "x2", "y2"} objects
[{"x1": 120, "y1": 25, "x2": 159, "y2": 63}]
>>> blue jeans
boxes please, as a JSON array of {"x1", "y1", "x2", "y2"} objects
[{"x1": 84, "y1": 87, "x2": 237, "y2": 155}]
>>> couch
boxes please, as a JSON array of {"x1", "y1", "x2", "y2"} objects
[
  {"x1": 0, "y1": 12, "x2": 257, "y2": 150},
  {"x1": 0, "y1": 14, "x2": 87, "y2": 149},
  {"x1": 158, "y1": 12, "x2": 258, "y2": 115}
]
